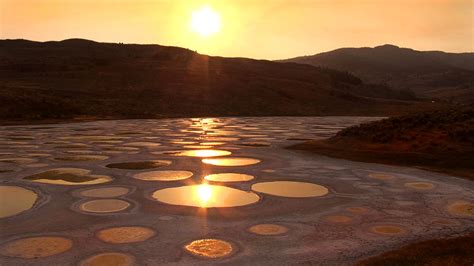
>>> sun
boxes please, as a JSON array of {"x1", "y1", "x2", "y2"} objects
[{"x1": 190, "y1": 6, "x2": 221, "y2": 37}]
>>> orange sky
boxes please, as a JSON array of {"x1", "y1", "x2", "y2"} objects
[{"x1": 1, "y1": 0, "x2": 472, "y2": 59}]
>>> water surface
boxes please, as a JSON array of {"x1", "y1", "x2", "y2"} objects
[
  {"x1": 0, "y1": 186, "x2": 37, "y2": 218},
  {"x1": 152, "y1": 184, "x2": 260, "y2": 208}
]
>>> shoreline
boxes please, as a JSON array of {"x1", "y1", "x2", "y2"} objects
[
  {"x1": 290, "y1": 139, "x2": 474, "y2": 181},
  {"x1": 0, "y1": 115, "x2": 386, "y2": 126}
]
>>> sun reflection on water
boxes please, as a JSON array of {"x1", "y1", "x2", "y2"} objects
[
  {"x1": 197, "y1": 184, "x2": 213, "y2": 206},
  {"x1": 152, "y1": 183, "x2": 259, "y2": 208}
]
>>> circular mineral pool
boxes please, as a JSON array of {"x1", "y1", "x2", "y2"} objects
[
  {"x1": 54, "y1": 155, "x2": 109, "y2": 161},
  {"x1": 79, "y1": 252, "x2": 135, "y2": 266},
  {"x1": 103, "y1": 146, "x2": 139, "y2": 152},
  {"x1": 238, "y1": 142, "x2": 271, "y2": 147},
  {"x1": 184, "y1": 239, "x2": 234, "y2": 258},
  {"x1": 248, "y1": 224, "x2": 288, "y2": 235},
  {"x1": 447, "y1": 201, "x2": 474, "y2": 217},
  {"x1": 80, "y1": 199, "x2": 130, "y2": 213},
  {"x1": 125, "y1": 142, "x2": 161, "y2": 148},
  {"x1": 251, "y1": 181, "x2": 329, "y2": 198},
  {"x1": 183, "y1": 145, "x2": 213, "y2": 149},
  {"x1": 325, "y1": 215, "x2": 352, "y2": 223},
  {"x1": 404, "y1": 182, "x2": 435, "y2": 190},
  {"x1": 0, "y1": 158, "x2": 37, "y2": 164},
  {"x1": 133, "y1": 170, "x2": 193, "y2": 181},
  {"x1": 172, "y1": 149, "x2": 231, "y2": 157},
  {"x1": 97, "y1": 226, "x2": 156, "y2": 244},
  {"x1": 0, "y1": 186, "x2": 38, "y2": 218},
  {"x1": 170, "y1": 141, "x2": 197, "y2": 145},
  {"x1": 204, "y1": 173, "x2": 254, "y2": 182},
  {"x1": 370, "y1": 225, "x2": 406, "y2": 235},
  {"x1": 24, "y1": 168, "x2": 112, "y2": 185},
  {"x1": 368, "y1": 173, "x2": 395, "y2": 180},
  {"x1": 0, "y1": 236, "x2": 72, "y2": 258},
  {"x1": 79, "y1": 187, "x2": 130, "y2": 198},
  {"x1": 106, "y1": 160, "x2": 171, "y2": 170},
  {"x1": 200, "y1": 142, "x2": 225, "y2": 146},
  {"x1": 202, "y1": 157, "x2": 261, "y2": 166},
  {"x1": 152, "y1": 184, "x2": 259, "y2": 208}
]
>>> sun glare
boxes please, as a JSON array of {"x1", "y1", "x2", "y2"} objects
[
  {"x1": 197, "y1": 184, "x2": 213, "y2": 205},
  {"x1": 190, "y1": 6, "x2": 221, "y2": 37}
]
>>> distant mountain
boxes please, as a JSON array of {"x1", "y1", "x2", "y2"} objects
[
  {"x1": 280, "y1": 45, "x2": 474, "y2": 103},
  {"x1": 0, "y1": 39, "x2": 441, "y2": 121}
]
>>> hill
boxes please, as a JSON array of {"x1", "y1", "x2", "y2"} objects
[
  {"x1": 280, "y1": 45, "x2": 474, "y2": 103},
  {"x1": 0, "y1": 39, "x2": 440, "y2": 121},
  {"x1": 292, "y1": 106, "x2": 474, "y2": 179}
]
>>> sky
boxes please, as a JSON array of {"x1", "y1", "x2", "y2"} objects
[{"x1": 1, "y1": 0, "x2": 473, "y2": 59}]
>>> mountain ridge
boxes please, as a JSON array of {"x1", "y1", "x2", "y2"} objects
[
  {"x1": 280, "y1": 44, "x2": 474, "y2": 103},
  {"x1": 0, "y1": 39, "x2": 443, "y2": 120}
]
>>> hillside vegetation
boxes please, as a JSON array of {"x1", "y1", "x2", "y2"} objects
[
  {"x1": 0, "y1": 39, "x2": 439, "y2": 121},
  {"x1": 292, "y1": 106, "x2": 474, "y2": 179},
  {"x1": 281, "y1": 45, "x2": 474, "y2": 103}
]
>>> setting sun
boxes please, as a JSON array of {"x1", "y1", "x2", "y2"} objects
[{"x1": 190, "y1": 6, "x2": 221, "y2": 37}]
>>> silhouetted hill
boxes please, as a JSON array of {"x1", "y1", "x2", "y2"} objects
[
  {"x1": 281, "y1": 45, "x2": 474, "y2": 103},
  {"x1": 0, "y1": 39, "x2": 441, "y2": 121}
]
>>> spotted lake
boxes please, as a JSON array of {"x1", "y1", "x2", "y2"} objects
[{"x1": 0, "y1": 117, "x2": 473, "y2": 265}]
